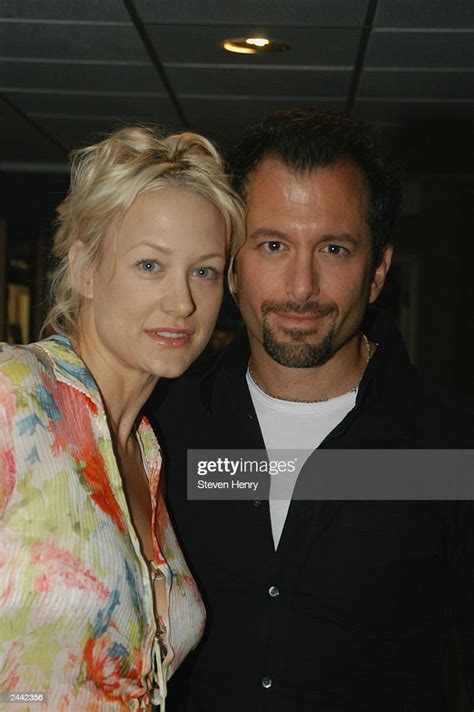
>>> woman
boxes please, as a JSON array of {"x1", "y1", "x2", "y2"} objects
[{"x1": 0, "y1": 126, "x2": 244, "y2": 709}]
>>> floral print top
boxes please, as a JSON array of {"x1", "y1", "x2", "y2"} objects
[{"x1": 0, "y1": 336, "x2": 205, "y2": 710}]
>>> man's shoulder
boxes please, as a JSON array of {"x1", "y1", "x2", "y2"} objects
[
  {"x1": 148, "y1": 371, "x2": 204, "y2": 415},
  {"x1": 147, "y1": 329, "x2": 250, "y2": 420},
  {"x1": 413, "y1": 369, "x2": 474, "y2": 446},
  {"x1": 415, "y1": 367, "x2": 473, "y2": 412},
  {"x1": 146, "y1": 358, "x2": 228, "y2": 430}
]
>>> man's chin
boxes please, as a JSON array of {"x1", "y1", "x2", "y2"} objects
[
  {"x1": 276, "y1": 328, "x2": 321, "y2": 342},
  {"x1": 262, "y1": 333, "x2": 334, "y2": 369}
]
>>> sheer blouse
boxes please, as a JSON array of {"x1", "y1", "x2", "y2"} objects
[{"x1": 0, "y1": 336, "x2": 205, "y2": 710}]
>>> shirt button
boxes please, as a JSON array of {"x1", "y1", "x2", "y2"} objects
[
  {"x1": 268, "y1": 585, "x2": 279, "y2": 598},
  {"x1": 262, "y1": 676, "x2": 272, "y2": 689},
  {"x1": 253, "y1": 499, "x2": 262, "y2": 507}
]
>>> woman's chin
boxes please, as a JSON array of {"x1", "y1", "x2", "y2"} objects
[{"x1": 149, "y1": 357, "x2": 193, "y2": 380}]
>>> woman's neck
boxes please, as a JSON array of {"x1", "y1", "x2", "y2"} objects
[{"x1": 72, "y1": 331, "x2": 158, "y2": 450}]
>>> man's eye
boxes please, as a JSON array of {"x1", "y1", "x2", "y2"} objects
[
  {"x1": 137, "y1": 259, "x2": 160, "y2": 273},
  {"x1": 323, "y1": 245, "x2": 347, "y2": 256},
  {"x1": 262, "y1": 241, "x2": 283, "y2": 253},
  {"x1": 193, "y1": 266, "x2": 218, "y2": 280}
]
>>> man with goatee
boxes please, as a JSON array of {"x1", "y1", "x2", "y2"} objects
[{"x1": 149, "y1": 109, "x2": 474, "y2": 712}]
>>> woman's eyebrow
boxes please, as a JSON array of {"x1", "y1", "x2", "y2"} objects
[{"x1": 124, "y1": 241, "x2": 172, "y2": 255}]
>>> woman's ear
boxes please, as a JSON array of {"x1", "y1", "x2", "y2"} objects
[{"x1": 68, "y1": 240, "x2": 94, "y2": 299}]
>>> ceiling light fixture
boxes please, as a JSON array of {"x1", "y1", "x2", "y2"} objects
[
  {"x1": 246, "y1": 38, "x2": 270, "y2": 48},
  {"x1": 221, "y1": 37, "x2": 289, "y2": 55}
]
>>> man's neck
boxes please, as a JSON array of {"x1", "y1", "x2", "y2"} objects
[{"x1": 248, "y1": 333, "x2": 374, "y2": 403}]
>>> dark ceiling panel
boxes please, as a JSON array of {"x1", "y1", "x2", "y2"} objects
[
  {"x1": 135, "y1": 0, "x2": 368, "y2": 27},
  {"x1": 182, "y1": 96, "x2": 346, "y2": 146},
  {"x1": 29, "y1": 115, "x2": 136, "y2": 150},
  {"x1": 147, "y1": 25, "x2": 360, "y2": 66},
  {"x1": 0, "y1": 22, "x2": 148, "y2": 61},
  {"x1": 5, "y1": 92, "x2": 180, "y2": 128},
  {"x1": 0, "y1": 100, "x2": 67, "y2": 162},
  {"x1": 0, "y1": 0, "x2": 130, "y2": 22},
  {"x1": 367, "y1": 30, "x2": 474, "y2": 68},
  {"x1": 354, "y1": 99, "x2": 474, "y2": 126},
  {"x1": 0, "y1": 0, "x2": 472, "y2": 172},
  {"x1": 375, "y1": 0, "x2": 474, "y2": 29},
  {"x1": 168, "y1": 67, "x2": 351, "y2": 97},
  {"x1": 359, "y1": 70, "x2": 474, "y2": 99},
  {"x1": 0, "y1": 61, "x2": 165, "y2": 93},
  {"x1": 379, "y1": 124, "x2": 474, "y2": 173}
]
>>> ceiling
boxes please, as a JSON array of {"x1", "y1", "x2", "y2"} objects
[{"x1": 0, "y1": 0, "x2": 473, "y2": 173}]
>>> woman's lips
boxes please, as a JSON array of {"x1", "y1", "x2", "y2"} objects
[{"x1": 145, "y1": 327, "x2": 193, "y2": 347}]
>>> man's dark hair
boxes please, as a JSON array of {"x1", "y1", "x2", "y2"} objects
[{"x1": 229, "y1": 108, "x2": 403, "y2": 265}]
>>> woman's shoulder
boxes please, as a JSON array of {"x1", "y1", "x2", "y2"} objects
[{"x1": 0, "y1": 341, "x2": 54, "y2": 391}]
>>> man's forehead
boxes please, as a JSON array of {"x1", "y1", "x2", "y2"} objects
[
  {"x1": 245, "y1": 155, "x2": 369, "y2": 214},
  {"x1": 247, "y1": 155, "x2": 366, "y2": 193}
]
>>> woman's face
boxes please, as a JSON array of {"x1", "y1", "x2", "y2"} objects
[{"x1": 78, "y1": 187, "x2": 227, "y2": 380}]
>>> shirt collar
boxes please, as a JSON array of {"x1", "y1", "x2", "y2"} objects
[
  {"x1": 34, "y1": 334, "x2": 102, "y2": 408},
  {"x1": 35, "y1": 335, "x2": 159, "y2": 453}
]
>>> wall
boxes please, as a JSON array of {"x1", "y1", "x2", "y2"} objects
[{"x1": 393, "y1": 174, "x2": 474, "y2": 397}]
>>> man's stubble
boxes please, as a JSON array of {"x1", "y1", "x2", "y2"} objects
[{"x1": 260, "y1": 299, "x2": 338, "y2": 368}]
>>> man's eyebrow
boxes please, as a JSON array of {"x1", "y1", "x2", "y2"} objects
[
  {"x1": 247, "y1": 229, "x2": 359, "y2": 248},
  {"x1": 248, "y1": 228, "x2": 290, "y2": 241},
  {"x1": 320, "y1": 233, "x2": 359, "y2": 248}
]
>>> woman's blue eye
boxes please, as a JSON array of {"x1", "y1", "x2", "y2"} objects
[
  {"x1": 137, "y1": 259, "x2": 160, "y2": 273},
  {"x1": 193, "y1": 266, "x2": 218, "y2": 279}
]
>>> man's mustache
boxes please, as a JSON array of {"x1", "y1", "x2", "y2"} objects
[{"x1": 261, "y1": 300, "x2": 337, "y2": 318}]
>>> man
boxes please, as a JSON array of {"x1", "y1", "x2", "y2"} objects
[{"x1": 148, "y1": 110, "x2": 474, "y2": 711}]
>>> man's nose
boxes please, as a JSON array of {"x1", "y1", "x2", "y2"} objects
[
  {"x1": 161, "y1": 274, "x2": 196, "y2": 317},
  {"x1": 285, "y1": 254, "x2": 319, "y2": 303}
]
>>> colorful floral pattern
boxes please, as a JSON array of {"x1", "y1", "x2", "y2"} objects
[{"x1": 0, "y1": 337, "x2": 205, "y2": 710}]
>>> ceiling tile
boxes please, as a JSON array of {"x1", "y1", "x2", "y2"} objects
[
  {"x1": 29, "y1": 115, "x2": 134, "y2": 150},
  {"x1": 0, "y1": 22, "x2": 147, "y2": 61},
  {"x1": 354, "y1": 99, "x2": 474, "y2": 126},
  {"x1": 148, "y1": 25, "x2": 360, "y2": 66},
  {"x1": 135, "y1": 0, "x2": 368, "y2": 27},
  {"x1": 5, "y1": 92, "x2": 181, "y2": 127},
  {"x1": 1, "y1": 0, "x2": 472, "y2": 171},
  {"x1": 375, "y1": 0, "x2": 474, "y2": 29},
  {"x1": 0, "y1": 100, "x2": 67, "y2": 162},
  {"x1": 0, "y1": 0, "x2": 130, "y2": 22},
  {"x1": 182, "y1": 97, "x2": 346, "y2": 147},
  {"x1": 351, "y1": 113, "x2": 474, "y2": 172},
  {"x1": 169, "y1": 67, "x2": 351, "y2": 97},
  {"x1": 366, "y1": 30, "x2": 474, "y2": 68},
  {"x1": 0, "y1": 60, "x2": 165, "y2": 93},
  {"x1": 359, "y1": 70, "x2": 474, "y2": 99}
]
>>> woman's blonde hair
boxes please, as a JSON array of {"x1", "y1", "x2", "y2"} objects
[{"x1": 42, "y1": 124, "x2": 246, "y2": 337}]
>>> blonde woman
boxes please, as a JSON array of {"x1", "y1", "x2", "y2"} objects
[{"x1": 0, "y1": 126, "x2": 244, "y2": 710}]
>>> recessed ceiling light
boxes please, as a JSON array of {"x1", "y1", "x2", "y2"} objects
[
  {"x1": 221, "y1": 37, "x2": 289, "y2": 55},
  {"x1": 246, "y1": 37, "x2": 270, "y2": 48}
]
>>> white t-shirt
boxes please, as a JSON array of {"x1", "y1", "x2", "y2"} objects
[{"x1": 247, "y1": 370, "x2": 356, "y2": 549}]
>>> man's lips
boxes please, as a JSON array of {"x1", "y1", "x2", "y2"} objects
[
  {"x1": 273, "y1": 312, "x2": 322, "y2": 327},
  {"x1": 145, "y1": 327, "x2": 193, "y2": 347}
]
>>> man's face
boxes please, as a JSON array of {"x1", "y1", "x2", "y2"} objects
[{"x1": 232, "y1": 156, "x2": 392, "y2": 368}]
